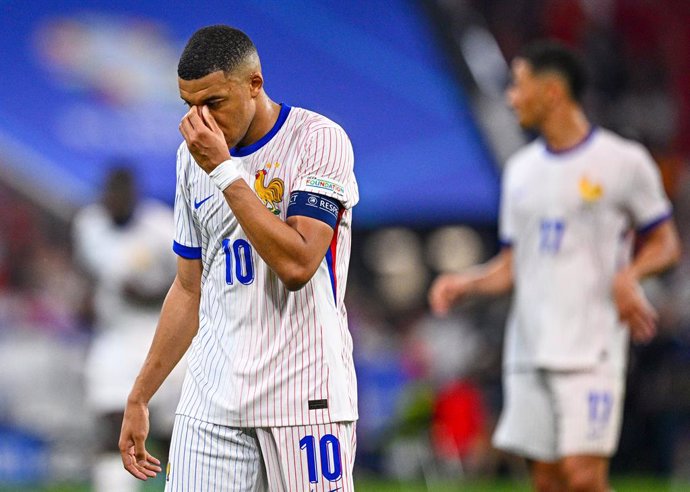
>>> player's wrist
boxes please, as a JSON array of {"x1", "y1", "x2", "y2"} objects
[
  {"x1": 616, "y1": 267, "x2": 639, "y2": 283},
  {"x1": 462, "y1": 272, "x2": 482, "y2": 296},
  {"x1": 127, "y1": 390, "x2": 151, "y2": 407},
  {"x1": 209, "y1": 158, "x2": 244, "y2": 191}
]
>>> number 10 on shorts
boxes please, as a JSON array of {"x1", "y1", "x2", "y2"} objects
[{"x1": 299, "y1": 434, "x2": 343, "y2": 484}]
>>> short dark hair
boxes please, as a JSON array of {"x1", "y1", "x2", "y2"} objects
[
  {"x1": 104, "y1": 164, "x2": 134, "y2": 189},
  {"x1": 178, "y1": 25, "x2": 257, "y2": 80},
  {"x1": 518, "y1": 40, "x2": 588, "y2": 102}
]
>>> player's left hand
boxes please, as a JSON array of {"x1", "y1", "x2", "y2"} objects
[
  {"x1": 613, "y1": 269, "x2": 658, "y2": 344},
  {"x1": 179, "y1": 105, "x2": 230, "y2": 173}
]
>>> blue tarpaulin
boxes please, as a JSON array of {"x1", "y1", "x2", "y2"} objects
[{"x1": 0, "y1": 0, "x2": 499, "y2": 226}]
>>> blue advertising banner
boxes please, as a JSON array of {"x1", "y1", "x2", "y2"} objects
[{"x1": 0, "y1": 0, "x2": 500, "y2": 226}]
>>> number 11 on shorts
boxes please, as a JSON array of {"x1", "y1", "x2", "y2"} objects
[{"x1": 299, "y1": 434, "x2": 343, "y2": 484}]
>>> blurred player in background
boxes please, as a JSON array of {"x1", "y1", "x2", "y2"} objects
[
  {"x1": 72, "y1": 166, "x2": 182, "y2": 491},
  {"x1": 118, "y1": 25, "x2": 359, "y2": 491},
  {"x1": 429, "y1": 40, "x2": 681, "y2": 492}
]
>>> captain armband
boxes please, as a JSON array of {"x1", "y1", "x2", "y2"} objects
[{"x1": 286, "y1": 191, "x2": 342, "y2": 229}]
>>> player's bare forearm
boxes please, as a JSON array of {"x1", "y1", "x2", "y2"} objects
[
  {"x1": 613, "y1": 220, "x2": 680, "y2": 343},
  {"x1": 468, "y1": 247, "x2": 514, "y2": 296},
  {"x1": 222, "y1": 181, "x2": 332, "y2": 290},
  {"x1": 429, "y1": 247, "x2": 513, "y2": 316},
  {"x1": 128, "y1": 257, "x2": 201, "y2": 405},
  {"x1": 120, "y1": 258, "x2": 199, "y2": 480},
  {"x1": 627, "y1": 220, "x2": 681, "y2": 280}
]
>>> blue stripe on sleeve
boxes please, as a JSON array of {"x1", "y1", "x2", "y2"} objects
[
  {"x1": 173, "y1": 240, "x2": 202, "y2": 259},
  {"x1": 286, "y1": 191, "x2": 342, "y2": 229},
  {"x1": 637, "y1": 211, "x2": 672, "y2": 235}
]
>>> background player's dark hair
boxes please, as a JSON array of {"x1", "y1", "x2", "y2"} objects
[
  {"x1": 518, "y1": 40, "x2": 588, "y2": 103},
  {"x1": 178, "y1": 25, "x2": 257, "y2": 81}
]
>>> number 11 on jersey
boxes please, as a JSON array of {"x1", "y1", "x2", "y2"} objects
[{"x1": 540, "y1": 218, "x2": 566, "y2": 254}]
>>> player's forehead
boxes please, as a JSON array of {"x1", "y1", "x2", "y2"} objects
[
  {"x1": 511, "y1": 58, "x2": 561, "y2": 87},
  {"x1": 178, "y1": 70, "x2": 236, "y2": 105},
  {"x1": 510, "y1": 59, "x2": 535, "y2": 81}
]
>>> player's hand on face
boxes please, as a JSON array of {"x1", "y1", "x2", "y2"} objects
[
  {"x1": 428, "y1": 274, "x2": 472, "y2": 316},
  {"x1": 179, "y1": 105, "x2": 230, "y2": 173},
  {"x1": 613, "y1": 270, "x2": 658, "y2": 344},
  {"x1": 119, "y1": 400, "x2": 162, "y2": 481}
]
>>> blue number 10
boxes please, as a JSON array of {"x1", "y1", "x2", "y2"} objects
[
  {"x1": 299, "y1": 434, "x2": 342, "y2": 484},
  {"x1": 222, "y1": 238, "x2": 255, "y2": 285}
]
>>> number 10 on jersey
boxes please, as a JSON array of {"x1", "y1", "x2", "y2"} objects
[
  {"x1": 299, "y1": 434, "x2": 342, "y2": 484},
  {"x1": 222, "y1": 238, "x2": 255, "y2": 284}
]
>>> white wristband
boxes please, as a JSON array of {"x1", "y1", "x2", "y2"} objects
[{"x1": 209, "y1": 159, "x2": 244, "y2": 191}]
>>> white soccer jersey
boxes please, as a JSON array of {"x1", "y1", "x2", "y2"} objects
[
  {"x1": 172, "y1": 104, "x2": 359, "y2": 427},
  {"x1": 499, "y1": 127, "x2": 671, "y2": 371},
  {"x1": 73, "y1": 199, "x2": 176, "y2": 334},
  {"x1": 72, "y1": 199, "x2": 179, "y2": 413}
]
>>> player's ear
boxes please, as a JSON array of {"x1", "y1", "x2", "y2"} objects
[
  {"x1": 549, "y1": 74, "x2": 569, "y2": 103},
  {"x1": 249, "y1": 72, "x2": 263, "y2": 98},
  {"x1": 541, "y1": 76, "x2": 561, "y2": 105}
]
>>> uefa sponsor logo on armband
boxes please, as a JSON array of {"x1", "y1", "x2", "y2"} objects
[{"x1": 305, "y1": 176, "x2": 345, "y2": 198}]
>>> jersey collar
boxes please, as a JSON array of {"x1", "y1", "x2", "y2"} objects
[
  {"x1": 544, "y1": 125, "x2": 597, "y2": 156},
  {"x1": 230, "y1": 103, "x2": 291, "y2": 157}
]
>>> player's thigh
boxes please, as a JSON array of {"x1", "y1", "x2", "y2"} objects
[
  {"x1": 549, "y1": 367, "x2": 624, "y2": 458},
  {"x1": 492, "y1": 370, "x2": 558, "y2": 462},
  {"x1": 257, "y1": 421, "x2": 356, "y2": 492},
  {"x1": 165, "y1": 414, "x2": 267, "y2": 492}
]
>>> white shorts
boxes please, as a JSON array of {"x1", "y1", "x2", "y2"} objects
[
  {"x1": 165, "y1": 414, "x2": 356, "y2": 491},
  {"x1": 85, "y1": 324, "x2": 185, "y2": 431},
  {"x1": 492, "y1": 365, "x2": 624, "y2": 462}
]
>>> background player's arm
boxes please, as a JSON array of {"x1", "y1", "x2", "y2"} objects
[
  {"x1": 613, "y1": 220, "x2": 681, "y2": 343},
  {"x1": 429, "y1": 247, "x2": 513, "y2": 316},
  {"x1": 180, "y1": 106, "x2": 333, "y2": 291},
  {"x1": 119, "y1": 256, "x2": 202, "y2": 480},
  {"x1": 628, "y1": 220, "x2": 681, "y2": 280}
]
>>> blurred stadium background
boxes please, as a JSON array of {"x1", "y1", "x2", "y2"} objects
[{"x1": 1, "y1": 0, "x2": 690, "y2": 490}]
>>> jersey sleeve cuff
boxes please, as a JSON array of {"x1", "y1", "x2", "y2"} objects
[
  {"x1": 173, "y1": 240, "x2": 202, "y2": 259},
  {"x1": 286, "y1": 191, "x2": 342, "y2": 229},
  {"x1": 499, "y1": 238, "x2": 513, "y2": 248},
  {"x1": 636, "y1": 210, "x2": 672, "y2": 235}
]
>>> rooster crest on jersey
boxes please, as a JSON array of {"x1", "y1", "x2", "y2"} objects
[
  {"x1": 579, "y1": 176, "x2": 604, "y2": 203},
  {"x1": 254, "y1": 169, "x2": 285, "y2": 214}
]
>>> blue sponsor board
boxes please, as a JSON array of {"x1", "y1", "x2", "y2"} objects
[{"x1": 0, "y1": 0, "x2": 499, "y2": 226}]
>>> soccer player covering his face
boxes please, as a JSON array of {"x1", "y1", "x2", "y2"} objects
[
  {"x1": 119, "y1": 25, "x2": 359, "y2": 491},
  {"x1": 429, "y1": 41, "x2": 680, "y2": 492}
]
